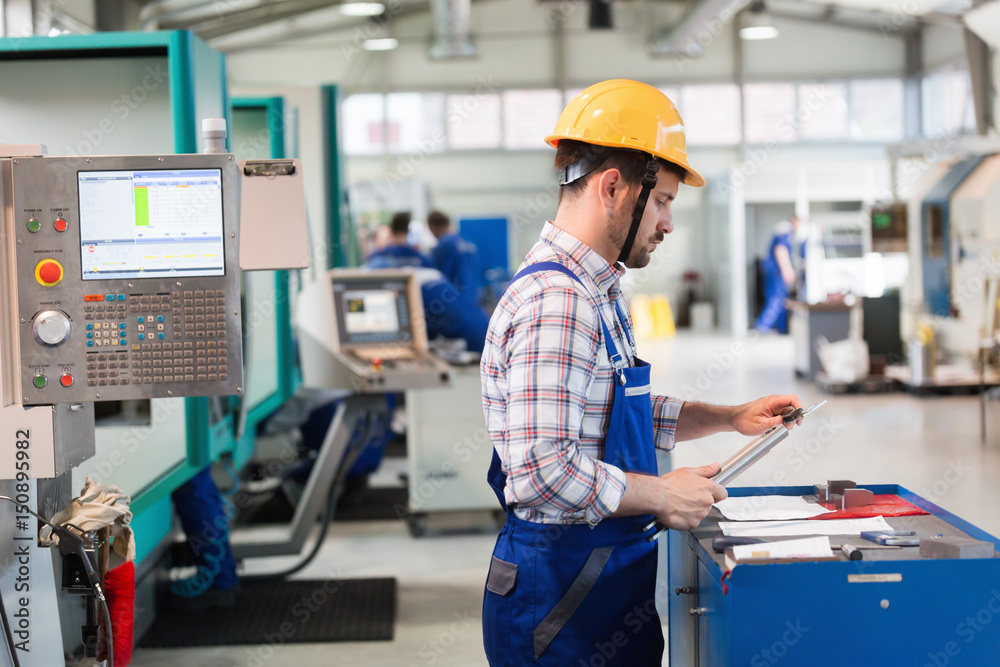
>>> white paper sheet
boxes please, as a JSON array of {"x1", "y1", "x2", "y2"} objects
[
  {"x1": 713, "y1": 495, "x2": 833, "y2": 521},
  {"x1": 719, "y1": 516, "x2": 893, "y2": 537},
  {"x1": 732, "y1": 536, "x2": 833, "y2": 561}
]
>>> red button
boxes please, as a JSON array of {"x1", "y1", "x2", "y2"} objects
[
  {"x1": 54, "y1": 218, "x2": 67, "y2": 233},
  {"x1": 36, "y1": 259, "x2": 63, "y2": 286},
  {"x1": 60, "y1": 374, "x2": 74, "y2": 388}
]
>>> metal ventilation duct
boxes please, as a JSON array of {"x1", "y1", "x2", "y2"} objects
[
  {"x1": 429, "y1": 0, "x2": 476, "y2": 59},
  {"x1": 652, "y1": 0, "x2": 755, "y2": 57}
]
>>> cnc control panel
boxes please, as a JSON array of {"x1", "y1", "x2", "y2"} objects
[
  {"x1": 1, "y1": 154, "x2": 244, "y2": 405},
  {"x1": 296, "y1": 270, "x2": 453, "y2": 393}
]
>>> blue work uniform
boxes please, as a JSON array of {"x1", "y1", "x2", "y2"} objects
[
  {"x1": 415, "y1": 269, "x2": 489, "y2": 353},
  {"x1": 171, "y1": 466, "x2": 238, "y2": 596},
  {"x1": 754, "y1": 229, "x2": 794, "y2": 334},
  {"x1": 483, "y1": 262, "x2": 662, "y2": 665},
  {"x1": 432, "y1": 233, "x2": 483, "y2": 305},
  {"x1": 366, "y1": 244, "x2": 435, "y2": 270},
  {"x1": 364, "y1": 244, "x2": 488, "y2": 352}
]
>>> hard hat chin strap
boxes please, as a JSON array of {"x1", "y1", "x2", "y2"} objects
[{"x1": 616, "y1": 160, "x2": 660, "y2": 265}]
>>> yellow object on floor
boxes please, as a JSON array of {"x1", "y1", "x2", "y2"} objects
[
  {"x1": 631, "y1": 294, "x2": 675, "y2": 339},
  {"x1": 631, "y1": 294, "x2": 655, "y2": 340},
  {"x1": 651, "y1": 295, "x2": 676, "y2": 338}
]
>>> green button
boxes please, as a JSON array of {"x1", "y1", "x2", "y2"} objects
[
  {"x1": 32, "y1": 375, "x2": 47, "y2": 389},
  {"x1": 26, "y1": 218, "x2": 40, "y2": 233}
]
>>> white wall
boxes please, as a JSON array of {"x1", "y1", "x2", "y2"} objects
[{"x1": 923, "y1": 22, "x2": 967, "y2": 70}]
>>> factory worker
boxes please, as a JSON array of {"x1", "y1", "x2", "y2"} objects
[
  {"x1": 365, "y1": 211, "x2": 435, "y2": 270},
  {"x1": 427, "y1": 210, "x2": 483, "y2": 306},
  {"x1": 480, "y1": 80, "x2": 801, "y2": 665},
  {"x1": 754, "y1": 215, "x2": 802, "y2": 334}
]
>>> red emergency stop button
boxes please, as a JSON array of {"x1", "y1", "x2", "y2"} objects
[
  {"x1": 60, "y1": 373, "x2": 74, "y2": 388},
  {"x1": 35, "y1": 259, "x2": 63, "y2": 286},
  {"x1": 54, "y1": 218, "x2": 68, "y2": 233}
]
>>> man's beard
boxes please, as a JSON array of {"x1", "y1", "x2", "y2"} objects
[{"x1": 610, "y1": 193, "x2": 661, "y2": 269}]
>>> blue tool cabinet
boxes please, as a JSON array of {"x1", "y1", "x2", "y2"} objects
[{"x1": 667, "y1": 485, "x2": 1000, "y2": 665}]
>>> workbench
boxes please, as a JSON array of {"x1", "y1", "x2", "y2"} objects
[{"x1": 667, "y1": 485, "x2": 1000, "y2": 666}]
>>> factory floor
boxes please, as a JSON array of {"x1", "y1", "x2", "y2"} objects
[{"x1": 130, "y1": 331, "x2": 1000, "y2": 666}]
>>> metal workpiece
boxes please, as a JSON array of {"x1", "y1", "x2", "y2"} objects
[
  {"x1": 828, "y1": 479, "x2": 857, "y2": 495},
  {"x1": 839, "y1": 488, "x2": 875, "y2": 509},
  {"x1": 712, "y1": 401, "x2": 827, "y2": 487},
  {"x1": 712, "y1": 426, "x2": 791, "y2": 487},
  {"x1": 841, "y1": 544, "x2": 863, "y2": 561}
]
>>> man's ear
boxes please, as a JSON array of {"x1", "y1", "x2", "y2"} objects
[{"x1": 595, "y1": 168, "x2": 624, "y2": 214}]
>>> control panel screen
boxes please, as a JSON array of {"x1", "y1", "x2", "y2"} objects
[
  {"x1": 332, "y1": 279, "x2": 413, "y2": 346},
  {"x1": 78, "y1": 169, "x2": 225, "y2": 280},
  {"x1": 344, "y1": 290, "x2": 400, "y2": 334}
]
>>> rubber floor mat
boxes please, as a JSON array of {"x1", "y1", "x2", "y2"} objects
[{"x1": 140, "y1": 578, "x2": 396, "y2": 647}]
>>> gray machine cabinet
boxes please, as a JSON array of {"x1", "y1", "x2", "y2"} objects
[{"x1": 405, "y1": 363, "x2": 497, "y2": 522}]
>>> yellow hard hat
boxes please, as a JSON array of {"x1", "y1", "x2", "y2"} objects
[{"x1": 545, "y1": 79, "x2": 705, "y2": 188}]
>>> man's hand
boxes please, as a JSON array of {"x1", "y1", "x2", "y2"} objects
[
  {"x1": 654, "y1": 464, "x2": 728, "y2": 530},
  {"x1": 614, "y1": 464, "x2": 728, "y2": 531},
  {"x1": 731, "y1": 395, "x2": 803, "y2": 436}
]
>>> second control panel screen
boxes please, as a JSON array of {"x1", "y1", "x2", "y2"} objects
[
  {"x1": 78, "y1": 169, "x2": 225, "y2": 280},
  {"x1": 344, "y1": 290, "x2": 400, "y2": 335},
  {"x1": 332, "y1": 279, "x2": 413, "y2": 346}
]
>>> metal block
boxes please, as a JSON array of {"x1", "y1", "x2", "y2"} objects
[
  {"x1": 814, "y1": 484, "x2": 831, "y2": 502},
  {"x1": 843, "y1": 488, "x2": 875, "y2": 508},
  {"x1": 920, "y1": 537, "x2": 997, "y2": 559},
  {"x1": 828, "y1": 479, "x2": 857, "y2": 495}
]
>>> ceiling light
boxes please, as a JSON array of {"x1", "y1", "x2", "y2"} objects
[
  {"x1": 362, "y1": 37, "x2": 399, "y2": 51},
  {"x1": 739, "y1": 25, "x2": 779, "y2": 39},
  {"x1": 740, "y1": 0, "x2": 778, "y2": 40},
  {"x1": 340, "y1": 2, "x2": 386, "y2": 16}
]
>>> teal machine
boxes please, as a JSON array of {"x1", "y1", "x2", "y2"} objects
[
  {"x1": 0, "y1": 34, "x2": 242, "y2": 655},
  {"x1": 0, "y1": 31, "x2": 234, "y2": 566},
  {"x1": 0, "y1": 32, "x2": 310, "y2": 661},
  {"x1": 229, "y1": 97, "x2": 297, "y2": 468}
]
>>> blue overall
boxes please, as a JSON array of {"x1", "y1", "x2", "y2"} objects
[
  {"x1": 483, "y1": 262, "x2": 662, "y2": 666},
  {"x1": 755, "y1": 231, "x2": 793, "y2": 334}
]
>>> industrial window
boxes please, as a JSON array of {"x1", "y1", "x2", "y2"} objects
[
  {"x1": 921, "y1": 67, "x2": 975, "y2": 137},
  {"x1": 850, "y1": 78, "x2": 905, "y2": 141},
  {"x1": 681, "y1": 84, "x2": 741, "y2": 145},
  {"x1": 503, "y1": 89, "x2": 563, "y2": 150},
  {"x1": 743, "y1": 82, "x2": 797, "y2": 144},
  {"x1": 798, "y1": 83, "x2": 849, "y2": 141},
  {"x1": 446, "y1": 93, "x2": 502, "y2": 150},
  {"x1": 342, "y1": 93, "x2": 385, "y2": 155},
  {"x1": 386, "y1": 92, "x2": 447, "y2": 154},
  {"x1": 659, "y1": 87, "x2": 682, "y2": 113}
]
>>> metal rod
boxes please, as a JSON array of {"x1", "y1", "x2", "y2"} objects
[{"x1": 713, "y1": 427, "x2": 791, "y2": 487}]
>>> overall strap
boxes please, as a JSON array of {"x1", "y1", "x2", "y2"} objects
[{"x1": 509, "y1": 262, "x2": 626, "y2": 380}]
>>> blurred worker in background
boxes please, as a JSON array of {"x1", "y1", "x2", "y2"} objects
[
  {"x1": 427, "y1": 210, "x2": 483, "y2": 307},
  {"x1": 363, "y1": 211, "x2": 488, "y2": 354},
  {"x1": 365, "y1": 211, "x2": 434, "y2": 270},
  {"x1": 481, "y1": 79, "x2": 801, "y2": 665},
  {"x1": 754, "y1": 215, "x2": 802, "y2": 334}
]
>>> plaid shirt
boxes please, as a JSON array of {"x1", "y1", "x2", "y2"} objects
[{"x1": 481, "y1": 222, "x2": 685, "y2": 525}]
